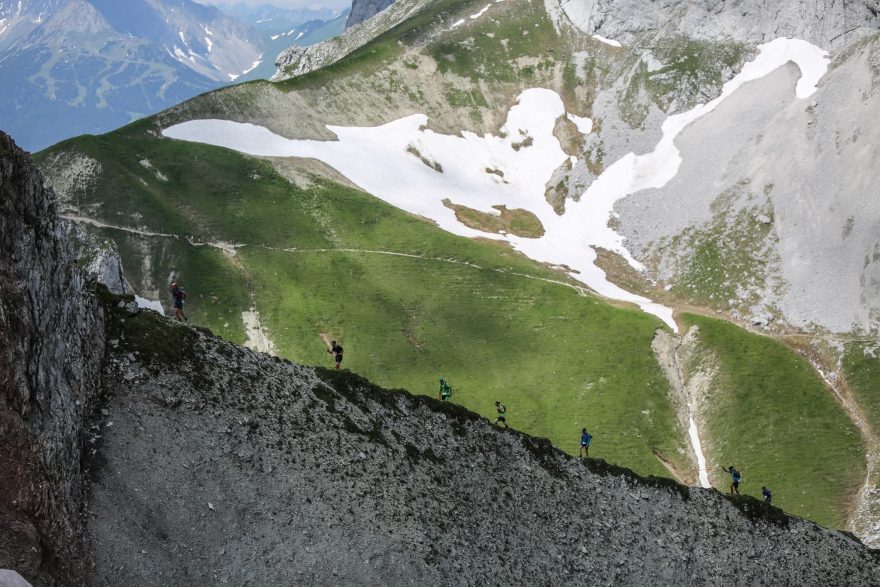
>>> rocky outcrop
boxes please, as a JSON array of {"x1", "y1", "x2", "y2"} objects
[
  {"x1": 273, "y1": 0, "x2": 431, "y2": 80},
  {"x1": 0, "y1": 132, "x2": 105, "y2": 584},
  {"x1": 346, "y1": 0, "x2": 396, "y2": 29},
  {"x1": 62, "y1": 221, "x2": 132, "y2": 296}
]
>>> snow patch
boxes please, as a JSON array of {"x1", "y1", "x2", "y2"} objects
[
  {"x1": 163, "y1": 90, "x2": 676, "y2": 329},
  {"x1": 451, "y1": 18, "x2": 465, "y2": 28},
  {"x1": 242, "y1": 309, "x2": 276, "y2": 355},
  {"x1": 567, "y1": 113, "x2": 592, "y2": 135},
  {"x1": 241, "y1": 57, "x2": 262, "y2": 76},
  {"x1": 135, "y1": 296, "x2": 165, "y2": 315},
  {"x1": 689, "y1": 417, "x2": 710, "y2": 488},
  {"x1": 162, "y1": 39, "x2": 828, "y2": 331},
  {"x1": 591, "y1": 34, "x2": 621, "y2": 47},
  {"x1": 204, "y1": 37, "x2": 213, "y2": 52},
  {"x1": 470, "y1": 4, "x2": 491, "y2": 19}
]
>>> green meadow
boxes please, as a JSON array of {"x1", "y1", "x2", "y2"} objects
[{"x1": 683, "y1": 314, "x2": 865, "y2": 528}]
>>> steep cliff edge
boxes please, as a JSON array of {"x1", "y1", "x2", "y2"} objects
[
  {"x1": 4, "y1": 131, "x2": 880, "y2": 584},
  {"x1": 0, "y1": 132, "x2": 105, "y2": 584}
]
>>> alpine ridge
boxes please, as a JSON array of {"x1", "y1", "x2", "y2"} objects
[{"x1": 2, "y1": 126, "x2": 880, "y2": 586}]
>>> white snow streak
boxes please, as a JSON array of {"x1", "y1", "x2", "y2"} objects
[
  {"x1": 135, "y1": 295, "x2": 165, "y2": 315},
  {"x1": 591, "y1": 34, "x2": 621, "y2": 47},
  {"x1": 567, "y1": 113, "x2": 592, "y2": 135},
  {"x1": 162, "y1": 39, "x2": 829, "y2": 331},
  {"x1": 689, "y1": 417, "x2": 711, "y2": 488},
  {"x1": 241, "y1": 57, "x2": 262, "y2": 76},
  {"x1": 470, "y1": 4, "x2": 491, "y2": 19}
]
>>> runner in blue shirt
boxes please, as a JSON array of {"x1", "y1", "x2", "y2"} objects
[{"x1": 579, "y1": 428, "x2": 592, "y2": 458}]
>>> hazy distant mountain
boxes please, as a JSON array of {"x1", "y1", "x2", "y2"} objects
[
  {"x1": 0, "y1": 0, "x2": 266, "y2": 151},
  {"x1": 217, "y1": 2, "x2": 337, "y2": 30},
  {"x1": 215, "y1": 2, "x2": 350, "y2": 81},
  {"x1": 345, "y1": 0, "x2": 394, "y2": 29}
]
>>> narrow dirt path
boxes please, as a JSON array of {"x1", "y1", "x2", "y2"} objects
[{"x1": 62, "y1": 216, "x2": 593, "y2": 297}]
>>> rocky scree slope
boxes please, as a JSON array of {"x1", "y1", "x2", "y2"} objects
[
  {"x1": 90, "y1": 293, "x2": 880, "y2": 585},
  {"x1": 3, "y1": 132, "x2": 880, "y2": 585},
  {"x1": 547, "y1": 0, "x2": 880, "y2": 49},
  {"x1": 0, "y1": 131, "x2": 105, "y2": 585}
]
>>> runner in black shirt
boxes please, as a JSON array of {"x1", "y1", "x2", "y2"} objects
[{"x1": 328, "y1": 340, "x2": 344, "y2": 369}]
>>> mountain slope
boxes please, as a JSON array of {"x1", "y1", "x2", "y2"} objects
[
  {"x1": 36, "y1": 0, "x2": 880, "y2": 537},
  {"x1": 3, "y1": 130, "x2": 880, "y2": 582}
]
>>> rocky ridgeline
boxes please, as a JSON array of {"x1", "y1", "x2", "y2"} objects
[{"x1": 2, "y1": 130, "x2": 880, "y2": 585}]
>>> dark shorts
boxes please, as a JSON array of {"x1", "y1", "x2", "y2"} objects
[
  {"x1": 496, "y1": 415, "x2": 506, "y2": 421},
  {"x1": 581, "y1": 442, "x2": 589, "y2": 447},
  {"x1": 732, "y1": 481, "x2": 740, "y2": 488},
  {"x1": 174, "y1": 299, "x2": 184, "y2": 309},
  {"x1": 334, "y1": 354, "x2": 343, "y2": 363}
]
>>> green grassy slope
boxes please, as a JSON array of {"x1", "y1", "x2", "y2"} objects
[
  {"x1": 682, "y1": 315, "x2": 865, "y2": 528},
  {"x1": 844, "y1": 344, "x2": 880, "y2": 435},
  {"x1": 41, "y1": 125, "x2": 688, "y2": 479}
]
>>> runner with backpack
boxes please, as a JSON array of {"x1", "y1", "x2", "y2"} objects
[
  {"x1": 723, "y1": 465, "x2": 742, "y2": 495},
  {"x1": 170, "y1": 281, "x2": 188, "y2": 322}
]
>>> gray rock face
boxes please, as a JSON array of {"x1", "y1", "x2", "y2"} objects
[
  {"x1": 346, "y1": 0, "x2": 396, "y2": 29},
  {"x1": 615, "y1": 36, "x2": 880, "y2": 332},
  {"x1": 0, "y1": 132, "x2": 105, "y2": 584},
  {"x1": 62, "y1": 221, "x2": 133, "y2": 296},
  {"x1": 548, "y1": 0, "x2": 880, "y2": 48}
]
